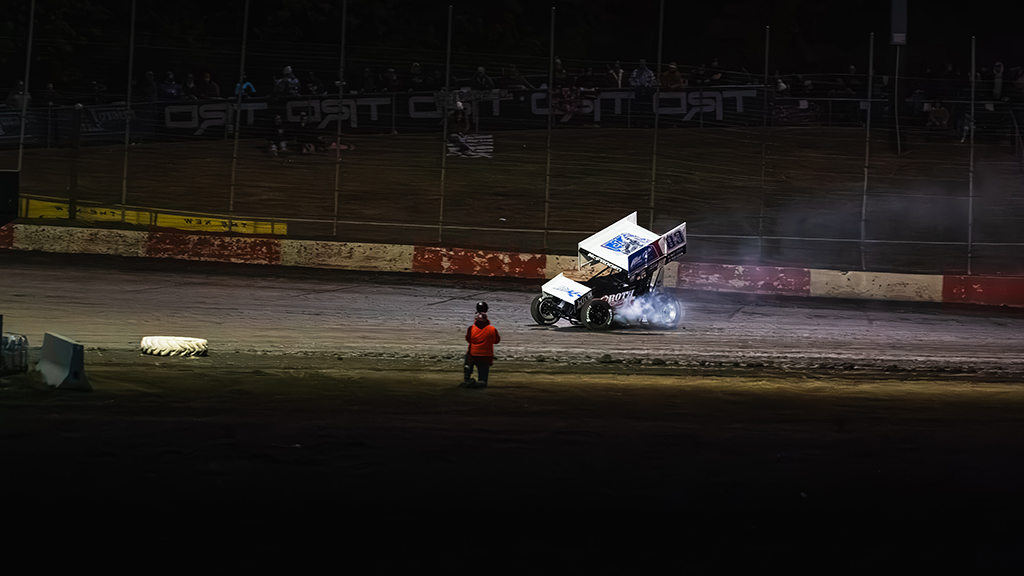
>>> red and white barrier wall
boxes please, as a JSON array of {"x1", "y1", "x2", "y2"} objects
[{"x1": 2, "y1": 222, "x2": 1023, "y2": 308}]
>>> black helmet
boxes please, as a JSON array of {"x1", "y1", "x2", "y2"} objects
[{"x1": 476, "y1": 301, "x2": 488, "y2": 313}]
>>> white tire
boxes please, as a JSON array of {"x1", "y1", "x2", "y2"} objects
[{"x1": 140, "y1": 336, "x2": 209, "y2": 357}]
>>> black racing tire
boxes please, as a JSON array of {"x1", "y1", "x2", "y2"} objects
[
  {"x1": 530, "y1": 294, "x2": 560, "y2": 325},
  {"x1": 581, "y1": 299, "x2": 614, "y2": 331},
  {"x1": 652, "y1": 294, "x2": 682, "y2": 329}
]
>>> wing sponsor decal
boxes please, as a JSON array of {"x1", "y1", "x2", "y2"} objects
[
  {"x1": 605, "y1": 290, "x2": 635, "y2": 306},
  {"x1": 601, "y1": 232, "x2": 648, "y2": 255},
  {"x1": 627, "y1": 243, "x2": 661, "y2": 272},
  {"x1": 551, "y1": 284, "x2": 584, "y2": 300},
  {"x1": 542, "y1": 273, "x2": 593, "y2": 304}
]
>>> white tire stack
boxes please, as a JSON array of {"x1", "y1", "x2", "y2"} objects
[{"x1": 140, "y1": 336, "x2": 209, "y2": 357}]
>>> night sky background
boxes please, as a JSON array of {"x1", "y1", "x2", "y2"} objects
[{"x1": 1, "y1": 1, "x2": 1021, "y2": 92}]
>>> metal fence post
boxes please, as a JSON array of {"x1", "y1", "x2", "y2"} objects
[
  {"x1": 762, "y1": 26, "x2": 769, "y2": 128},
  {"x1": 699, "y1": 83, "x2": 704, "y2": 128},
  {"x1": 16, "y1": 0, "x2": 37, "y2": 174},
  {"x1": 648, "y1": 0, "x2": 664, "y2": 231},
  {"x1": 228, "y1": 0, "x2": 251, "y2": 233},
  {"x1": 438, "y1": 5, "x2": 453, "y2": 243},
  {"x1": 543, "y1": 6, "x2": 555, "y2": 250},
  {"x1": 120, "y1": 0, "x2": 137, "y2": 223},
  {"x1": 758, "y1": 25, "x2": 769, "y2": 255},
  {"x1": 894, "y1": 44, "x2": 902, "y2": 156},
  {"x1": 861, "y1": 32, "x2": 875, "y2": 271},
  {"x1": 332, "y1": 0, "x2": 348, "y2": 237},
  {"x1": 968, "y1": 36, "x2": 975, "y2": 275}
]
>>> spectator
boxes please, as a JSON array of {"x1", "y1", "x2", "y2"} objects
[
  {"x1": 993, "y1": 61, "x2": 1005, "y2": 101},
  {"x1": 360, "y1": 68, "x2": 378, "y2": 94},
  {"x1": 235, "y1": 72, "x2": 256, "y2": 98},
  {"x1": 957, "y1": 113, "x2": 974, "y2": 143},
  {"x1": 499, "y1": 64, "x2": 534, "y2": 90},
  {"x1": 937, "y1": 62, "x2": 957, "y2": 100},
  {"x1": 608, "y1": 61, "x2": 625, "y2": 88},
  {"x1": 138, "y1": 70, "x2": 157, "y2": 101},
  {"x1": 847, "y1": 65, "x2": 863, "y2": 93},
  {"x1": 461, "y1": 301, "x2": 499, "y2": 389},
  {"x1": 447, "y1": 101, "x2": 473, "y2": 155},
  {"x1": 39, "y1": 82, "x2": 60, "y2": 106},
  {"x1": 1011, "y1": 66, "x2": 1024, "y2": 99},
  {"x1": 266, "y1": 114, "x2": 289, "y2": 156},
  {"x1": 660, "y1": 62, "x2": 686, "y2": 89},
  {"x1": 775, "y1": 75, "x2": 791, "y2": 96},
  {"x1": 575, "y1": 67, "x2": 600, "y2": 89},
  {"x1": 448, "y1": 100, "x2": 470, "y2": 135},
  {"x1": 381, "y1": 68, "x2": 403, "y2": 92},
  {"x1": 707, "y1": 57, "x2": 723, "y2": 84},
  {"x1": 196, "y1": 72, "x2": 220, "y2": 99},
  {"x1": 629, "y1": 59, "x2": 656, "y2": 87},
  {"x1": 304, "y1": 72, "x2": 325, "y2": 95},
  {"x1": 295, "y1": 112, "x2": 321, "y2": 154},
  {"x1": 157, "y1": 72, "x2": 182, "y2": 101},
  {"x1": 182, "y1": 73, "x2": 198, "y2": 99},
  {"x1": 472, "y1": 66, "x2": 495, "y2": 90},
  {"x1": 408, "y1": 62, "x2": 431, "y2": 91},
  {"x1": 828, "y1": 78, "x2": 856, "y2": 98},
  {"x1": 553, "y1": 57, "x2": 566, "y2": 86},
  {"x1": 432, "y1": 69, "x2": 447, "y2": 90},
  {"x1": 87, "y1": 80, "x2": 108, "y2": 104},
  {"x1": 5, "y1": 81, "x2": 31, "y2": 109},
  {"x1": 926, "y1": 100, "x2": 950, "y2": 128},
  {"x1": 273, "y1": 66, "x2": 300, "y2": 99}
]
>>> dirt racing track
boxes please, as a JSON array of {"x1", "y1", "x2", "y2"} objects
[
  {"x1": 4, "y1": 251, "x2": 1024, "y2": 566},
  {"x1": 1, "y1": 251, "x2": 1024, "y2": 373}
]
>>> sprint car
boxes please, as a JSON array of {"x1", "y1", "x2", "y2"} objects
[{"x1": 530, "y1": 212, "x2": 687, "y2": 330}]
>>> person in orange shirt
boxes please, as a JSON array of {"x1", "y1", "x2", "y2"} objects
[{"x1": 461, "y1": 302, "x2": 500, "y2": 389}]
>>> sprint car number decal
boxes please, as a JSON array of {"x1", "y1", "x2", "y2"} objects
[{"x1": 665, "y1": 230, "x2": 684, "y2": 249}]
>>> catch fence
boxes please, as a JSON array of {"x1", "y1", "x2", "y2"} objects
[{"x1": 2, "y1": 3, "x2": 1024, "y2": 275}]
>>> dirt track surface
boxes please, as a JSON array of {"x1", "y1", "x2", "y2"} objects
[
  {"x1": 3, "y1": 252, "x2": 1024, "y2": 565},
  {"x1": 2, "y1": 251, "x2": 1023, "y2": 375}
]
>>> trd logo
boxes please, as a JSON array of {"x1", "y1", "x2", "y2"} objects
[{"x1": 164, "y1": 102, "x2": 269, "y2": 135}]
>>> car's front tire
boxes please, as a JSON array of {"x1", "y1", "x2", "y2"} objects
[
  {"x1": 530, "y1": 294, "x2": 560, "y2": 325},
  {"x1": 581, "y1": 298, "x2": 614, "y2": 330}
]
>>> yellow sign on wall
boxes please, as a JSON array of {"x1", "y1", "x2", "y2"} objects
[{"x1": 20, "y1": 197, "x2": 286, "y2": 235}]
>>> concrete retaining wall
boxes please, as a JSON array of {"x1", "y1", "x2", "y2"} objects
[
  {"x1": 943, "y1": 275, "x2": 1024, "y2": 307},
  {"x1": 2, "y1": 223, "x2": 1022, "y2": 308},
  {"x1": 412, "y1": 246, "x2": 546, "y2": 278},
  {"x1": 146, "y1": 230, "x2": 281, "y2": 265},
  {"x1": 281, "y1": 240, "x2": 414, "y2": 272},
  {"x1": 810, "y1": 270, "x2": 943, "y2": 303},
  {"x1": 678, "y1": 263, "x2": 811, "y2": 297},
  {"x1": 13, "y1": 225, "x2": 147, "y2": 257},
  {"x1": 0, "y1": 223, "x2": 13, "y2": 250}
]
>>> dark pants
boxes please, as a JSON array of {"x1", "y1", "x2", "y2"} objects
[{"x1": 464, "y1": 353, "x2": 491, "y2": 384}]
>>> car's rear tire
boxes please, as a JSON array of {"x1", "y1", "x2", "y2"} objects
[
  {"x1": 652, "y1": 294, "x2": 681, "y2": 329},
  {"x1": 581, "y1": 299, "x2": 614, "y2": 330},
  {"x1": 530, "y1": 294, "x2": 560, "y2": 325}
]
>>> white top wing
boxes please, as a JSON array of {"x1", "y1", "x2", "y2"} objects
[{"x1": 577, "y1": 212, "x2": 661, "y2": 272}]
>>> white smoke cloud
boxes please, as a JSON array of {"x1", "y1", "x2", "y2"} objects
[{"x1": 612, "y1": 293, "x2": 685, "y2": 329}]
